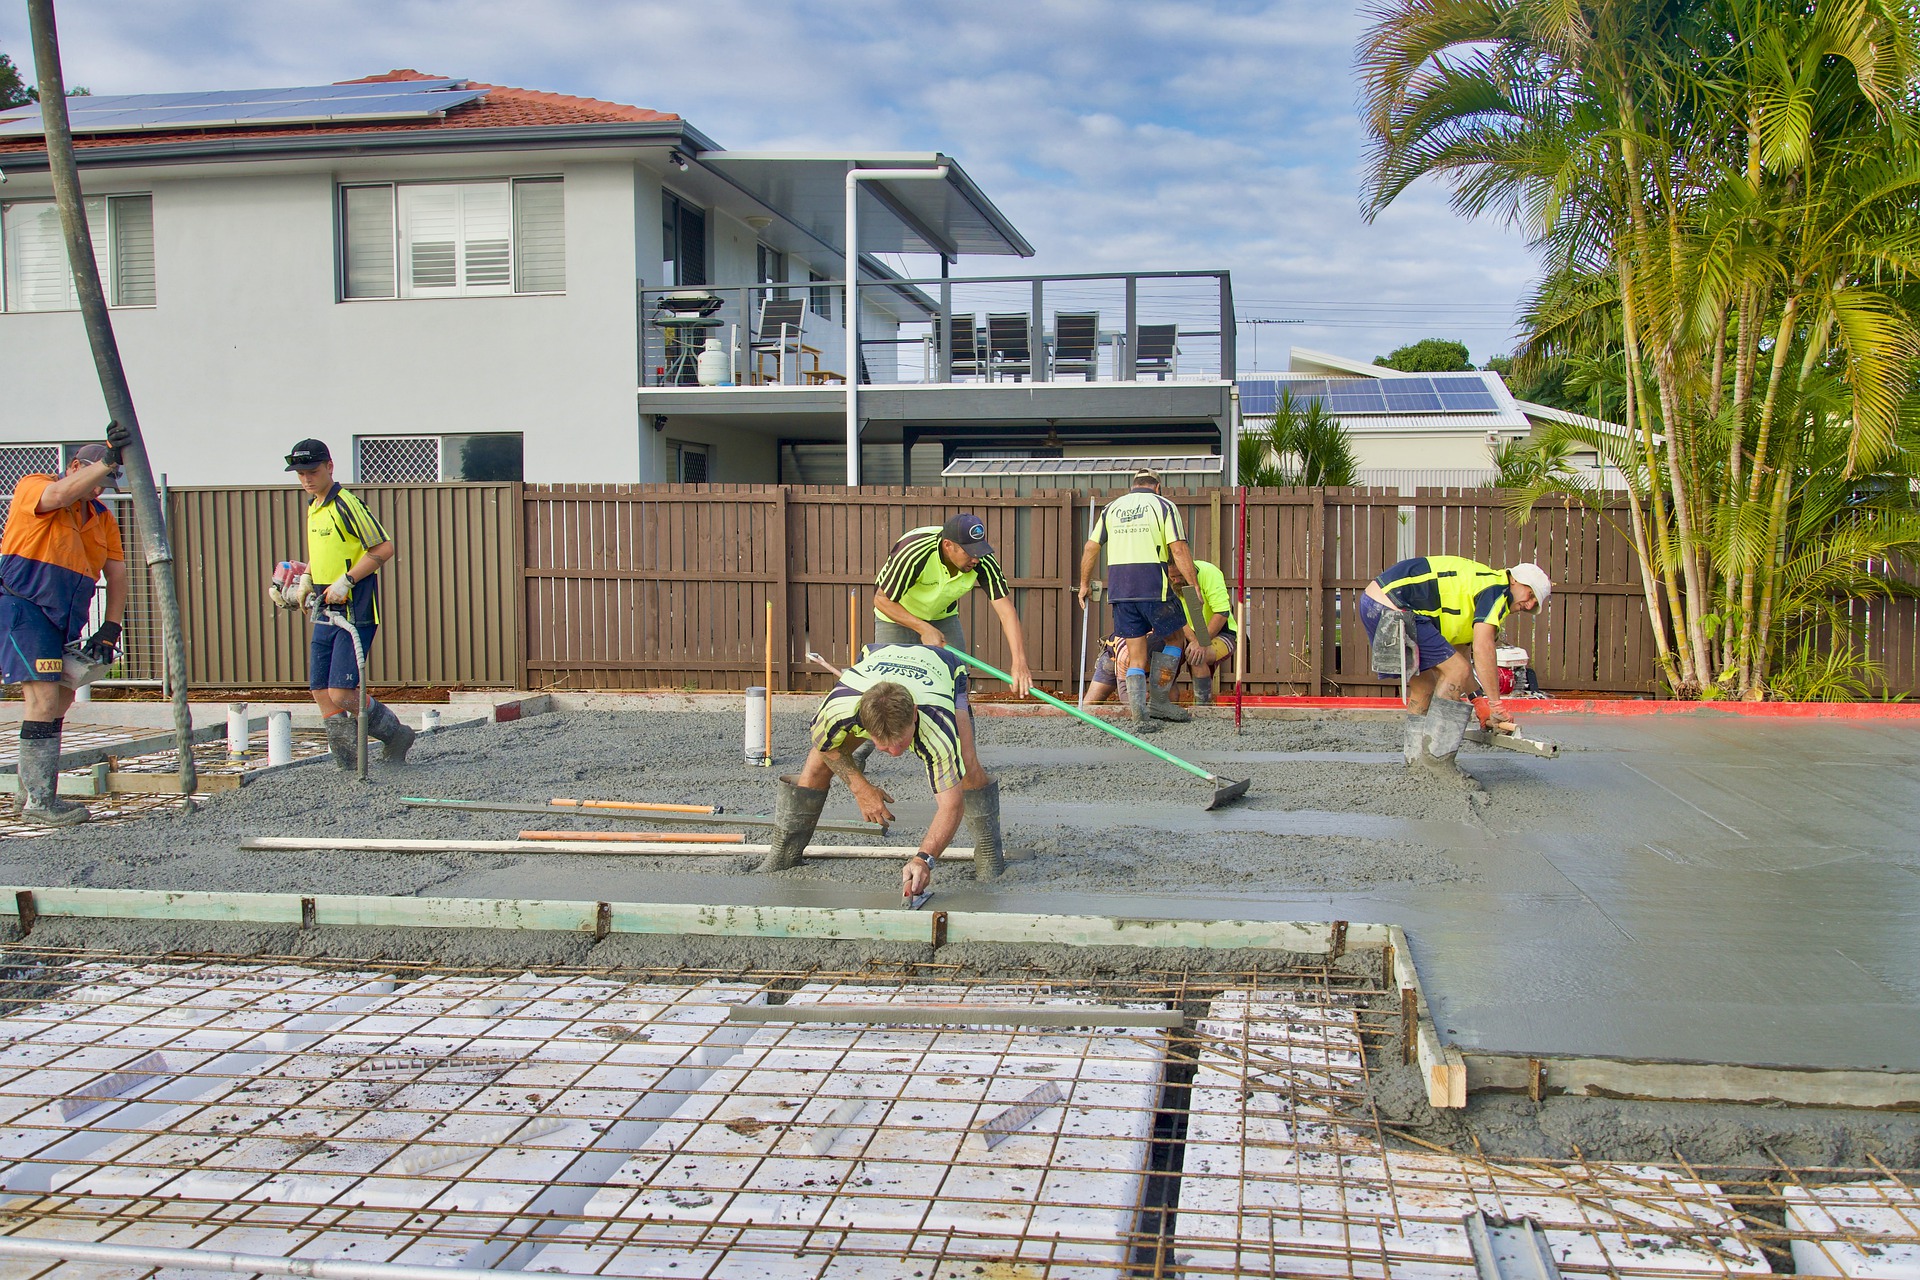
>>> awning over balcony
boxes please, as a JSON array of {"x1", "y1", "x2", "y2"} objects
[{"x1": 697, "y1": 153, "x2": 1034, "y2": 260}]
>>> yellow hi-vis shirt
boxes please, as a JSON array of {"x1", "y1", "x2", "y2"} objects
[
  {"x1": 810, "y1": 644, "x2": 966, "y2": 794},
  {"x1": 873, "y1": 525, "x2": 1011, "y2": 622},
  {"x1": 1090, "y1": 488, "x2": 1184, "y2": 602},
  {"x1": 1374, "y1": 555, "x2": 1511, "y2": 646},
  {"x1": 1180, "y1": 559, "x2": 1234, "y2": 636},
  {"x1": 306, "y1": 483, "x2": 389, "y2": 627}
]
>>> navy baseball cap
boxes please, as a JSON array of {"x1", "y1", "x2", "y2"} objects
[
  {"x1": 940, "y1": 513, "x2": 993, "y2": 557},
  {"x1": 71, "y1": 444, "x2": 122, "y2": 490},
  {"x1": 285, "y1": 439, "x2": 332, "y2": 471}
]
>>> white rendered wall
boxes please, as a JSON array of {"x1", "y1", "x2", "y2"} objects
[{"x1": 1, "y1": 157, "x2": 645, "y2": 485}]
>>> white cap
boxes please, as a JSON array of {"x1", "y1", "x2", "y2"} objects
[{"x1": 1509, "y1": 562, "x2": 1551, "y2": 603}]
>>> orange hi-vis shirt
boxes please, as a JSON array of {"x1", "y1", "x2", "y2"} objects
[{"x1": 0, "y1": 474, "x2": 125, "y2": 639}]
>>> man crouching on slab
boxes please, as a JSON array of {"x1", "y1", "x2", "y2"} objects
[{"x1": 757, "y1": 643, "x2": 1004, "y2": 898}]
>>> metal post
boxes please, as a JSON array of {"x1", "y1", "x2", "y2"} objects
[
  {"x1": 938, "y1": 261, "x2": 953, "y2": 383},
  {"x1": 1123, "y1": 275, "x2": 1139, "y2": 381},
  {"x1": 1030, "y1": 277, "x2": 1047, "y2": 382},
  {"x1": 1219, "y1": 270, "x2": 1236, "y2": 382},
  {"x1": 844, "y1": 164, "x2": 949, "y2": 485},
  {"x1": 29, "y1": 0, "x2": 195, "y2": 799}
]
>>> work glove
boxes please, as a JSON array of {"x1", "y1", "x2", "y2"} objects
[
  {"x1": 79, "y1": 621, "x2": 122, "y2": 665},
  {"x1": 324, "y1": 573, "x2": 353, "y2": 606},
  {"x1": 103, "y1": 418, "x2": 132, "y2": 466}
]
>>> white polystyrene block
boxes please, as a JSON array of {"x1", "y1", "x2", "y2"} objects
[
  {"x1": 1786, "y1": 1180, "x2": 1920, "y2": 1277},
  {"x1": 533, "y1": 983, "x2": 1167, "y2": 1280}
]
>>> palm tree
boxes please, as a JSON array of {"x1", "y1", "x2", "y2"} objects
[{"x1": 1240, "y1": 391, "x2": 1360, "y2": 487}]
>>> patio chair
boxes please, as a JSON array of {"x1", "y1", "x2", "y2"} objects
[
  {"x1": 1052, "y1": 311, "x2": 1101, "y2": 380},
  {"x1": 987, "y1": 313, "x2": 1033, "y2": 380},
  {"x1": 1134, "y1": 324, "x2": 1179, "y2": 380},
  {"x1": 749, "y1": 296, "x2": 812, "y2": 384},
  {"x1": 928, "y1": 314, "x2": 984, "y2": 381}
]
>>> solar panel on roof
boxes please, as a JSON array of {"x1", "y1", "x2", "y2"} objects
[{"x1": 0, "y1": 80, "x2": 482, "y2": 139}]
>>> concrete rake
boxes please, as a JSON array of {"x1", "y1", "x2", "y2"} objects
[{"x1": 947, "y1": 647, "x2": 1250, "y2": 810}]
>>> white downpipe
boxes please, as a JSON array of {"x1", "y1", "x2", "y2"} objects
[
  {"x1": 0, "y1": 1238, "x2": 593, "y2": 1280},
  {"x1": 844, "y1": 164, "x2": 949, "y2": 485}
]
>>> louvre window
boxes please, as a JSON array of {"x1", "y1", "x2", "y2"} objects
[
  {"x1": 1, "y1": 194, "x2": 156, "y2": 312},
  {"x1": 341, "y1": 179, "x2": 564, "y2": 301}
]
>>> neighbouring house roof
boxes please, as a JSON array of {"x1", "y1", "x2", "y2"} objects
[
  {"x1": 0, "y1": 70, "x2": 687, "y2": 157},
  {"x1": 943, "y1": 455, "x2": 1223, "y2": 479}
]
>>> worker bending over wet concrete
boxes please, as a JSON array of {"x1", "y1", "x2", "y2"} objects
[
  {"x1": 760, "y1": 644, "x2": 1002, "y2": 898},
  {"x1": 1077, "y1": 469, "x2": 1203, "y2": 733},
  {"x1": 1360, "y1": 556, "x2": 1549, "y2": 768},
  {"x1": 1166, "y1": 557, "x2": 1236, "y2": 705},
  {"x1": 872, "y1": 513, "x2": 1032, "y2": 695}
]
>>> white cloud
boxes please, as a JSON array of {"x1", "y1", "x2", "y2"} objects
[{"x1": 0, "y1": 0, "x2": 1537, "y2": 363}]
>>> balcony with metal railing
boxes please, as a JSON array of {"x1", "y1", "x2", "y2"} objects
[{"x1": 639, "y1": 269, "x2": 1234, "y2": 389}]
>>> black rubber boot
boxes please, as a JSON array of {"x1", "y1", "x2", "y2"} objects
[
  {"x1": 365, "y1": 700, "x2": 416, "y2": 764},
  {"x1": 963, "y1": 779, "x2": 1006, "y2": 879},
  {"x1": 325, "y1": 712, "x2": 360, "y2": 771},
  {"x1": 1147, "y1": 652, "x2": 1192, "y2": 721},
  {"x1": 16, "y1": 731, "x2": 87, "y2": 827},
  {"x1": 756, "y1": 774, "x2": 827, "y2": 872},
  {"x1": 1193, "y1": 675, "x2": 1215, "y2": 705},
  {"x1": 1123, "y1": 671, "x2": 1160, "y2": 734}
]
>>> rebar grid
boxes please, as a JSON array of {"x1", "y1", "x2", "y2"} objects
[{"x1": 0, "y1": 947, "x2": 1908, "y2": 1280}]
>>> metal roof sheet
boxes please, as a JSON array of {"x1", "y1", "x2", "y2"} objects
[{"x1": 943, "y1": 455, "x2": 1222, "y2": 477}]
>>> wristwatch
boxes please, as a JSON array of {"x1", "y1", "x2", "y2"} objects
[{"x1": 912, "y1": 851, "x2": 935, "y2": 866}]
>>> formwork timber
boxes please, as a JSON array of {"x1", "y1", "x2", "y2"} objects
[{"x1": 129, "y1": 483, "x2": 1920, "y2": 697}]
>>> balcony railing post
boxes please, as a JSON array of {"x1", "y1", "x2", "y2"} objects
[
  {"x1": 1219, "y1": 271, "x2": 1236, "y2": 382},
  {"x1": 939, "y1": 278, "x2": 953, "y2": 383},
  {"x1": 1123, "y1": 275, "x2": 1139, "y2": 381},
  {"x1": 1031, "y1": 277, "x2": 1047, "y2": 383}
]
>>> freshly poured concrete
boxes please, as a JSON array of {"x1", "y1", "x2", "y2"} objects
[{"x1": 6, "y1": 707, "x2": 1918, "y2": 1075}]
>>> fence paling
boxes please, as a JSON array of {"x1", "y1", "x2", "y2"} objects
[{"x1": 154, "y1": 481, "x2": 1781, "y2": 697}]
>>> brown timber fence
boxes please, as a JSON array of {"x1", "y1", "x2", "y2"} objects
[{"x1": 137, "y1": 482, "x2": 1918, "y2": 698}]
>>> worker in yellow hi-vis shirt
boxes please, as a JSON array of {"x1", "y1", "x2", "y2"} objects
[
  {"x1": 1076, "y1": 469, "x2": 1202, "y2": 733},
  {"x1": 283, "y1": 438, "x2": 414, "y2": 770}
]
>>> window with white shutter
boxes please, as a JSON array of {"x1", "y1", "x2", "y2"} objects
[
  {"x1": 343, "y1": 178, "x2": 562, "y2": 301},
  {"x1": 0, "y1": 195, "x2": 151, "y2": 313}
]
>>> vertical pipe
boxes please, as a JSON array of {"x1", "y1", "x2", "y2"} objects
[
  {"x1": 848, "y1": 588, "x2": 858, "y2": 667},
  {"x1": 744, "y1": 687, "x2": 768, "y2": 763},
  {"x1": 227, "y1": 703, "x2": 249, "y2": 759},
  {"x1": 1078, "y1": 493, "x2": 1096, "y2": 705},
  {"x1": 763, "y1": 599, "x2": 773, "y2": 765},
  {"x1": 1235, "y1": 484, "x2": 1247, "y2": 734},
  {"x1": 29, "y1": 0, "x2": 196, "y2": 798},
  {"x1": 267, "y1": 712, "x2": 293, "y2": 768},
  {"x1": 421, "y1": 709, "x2": 441, "y2": 733},
  {"x1": 844, "y1": 167, "x2": 861, "y2": 485}
]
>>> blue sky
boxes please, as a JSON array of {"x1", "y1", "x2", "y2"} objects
[{"x1": 2, "y1": 0, "x2": 1536, "y2": 368}]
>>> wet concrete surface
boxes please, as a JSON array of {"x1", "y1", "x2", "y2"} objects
[{"x1": 3, "y1": 707, "x2": 1916, "y2": 1074}]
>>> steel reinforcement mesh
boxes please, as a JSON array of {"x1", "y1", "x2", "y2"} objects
[{"x1": 0, "y1": 949, "x2": 1909, "y2": 1279}]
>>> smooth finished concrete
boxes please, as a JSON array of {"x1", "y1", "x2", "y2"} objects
[{"x1": 432, "y1": 713, "x2": 1920, "y2": 1074}]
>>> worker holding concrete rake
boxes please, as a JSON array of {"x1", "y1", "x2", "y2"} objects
[
  {"x1": 1359, "y1": 556, "x2": 1549, "y2": 770},
  {"x1": 271, "y1": 439, "x2": 414, "y2": 771}
]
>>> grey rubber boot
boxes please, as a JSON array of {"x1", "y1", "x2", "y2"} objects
[
  {"x1": 324, "y1": 713, "x2": 360, "y2": 771},
  {"x1": 1193, "y1": 675, "x2": 1215, "y2": 705},
  {"x1": 963, "y1": 779, "x2": 1006, "y2": 879},
  {"x1": 1402, "y1": 713, "x2": 1429, "y2": 765},
  {"x1": 756, "y1": 774, "x2": 828, "y2": 872},
  {"x1": 1370, "y1": 606, "x2": 1408, "y2": 675},
  {"x1": 1422, "y1": 698, "x2": 1474, "y2": 763},
  {"x1": 16, "y1": 736, "x2": 87, "y2": 828},
  {"x1": 1123, "y1": 671, "x2": 1160, "y2": 734},
  {"x1": 1147, "y1": 651, "x2": 1192, "y2": 722},
  {"x1": 365, "y1": 700, "x2": 416, "y2": 764}
]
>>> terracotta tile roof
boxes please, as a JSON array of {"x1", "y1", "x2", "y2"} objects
[{"x1": 0, "y1": 70, "x2": 680, "y2": 156}]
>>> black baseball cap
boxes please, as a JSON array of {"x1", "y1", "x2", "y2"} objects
[
  {"x1": 285, "y1": 439, "x2": 332, "y2": 471},
  {"x1": 940, "y1": 513, "x2": 993, "y2": 557}
]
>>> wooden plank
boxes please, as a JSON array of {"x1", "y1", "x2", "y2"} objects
[
  {"x1": 515, "y1": 830, "x2": 746, "y2": 843},
  {"x1": 239, "y1": 837, "x2": 968, "y2": 860}
]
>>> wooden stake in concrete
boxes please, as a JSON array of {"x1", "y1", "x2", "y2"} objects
[
  {"x1": 516, "y1": 830, "x2": 745, "y2": 843},
  {"x1": 549, "y1": 798, "x2": 719, "y2": 814}
]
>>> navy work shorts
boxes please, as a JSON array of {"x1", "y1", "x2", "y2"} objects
[
  {"x1": 0, "y1": 594, "x2": 72, "y2": 685},
  {"x1": 1358, "y1": 594, "x2": 1457, "y2": 674},
  {"x1": 311, "y1": 621, "x2": 377, "y2": 691},
  {"x1": 1111, "y1": 597, "x2": 1184, "y2": 641}
]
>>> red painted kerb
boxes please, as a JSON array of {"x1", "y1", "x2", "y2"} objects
[{"x1": 1228, "y1": 695, "x2": 1920, "y2": 720}]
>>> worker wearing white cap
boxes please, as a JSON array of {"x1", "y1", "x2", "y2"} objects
[{"x1": 1360, "y1": 556, "x2": 1550, "y2": 767}]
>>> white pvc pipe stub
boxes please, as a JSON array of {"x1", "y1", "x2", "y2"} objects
[
  {"x1": 421, "y1": 709, "x2": 441, "y2": 733},
  {"x1": 744, "y1": 687, "x2": 768, "y2": 762},
  {"x1": 227, "y1": 702, "x2": 249, "y2": 759},
  {"x1": 266, "y1": 711, "x2": 293, "y2": 768}
]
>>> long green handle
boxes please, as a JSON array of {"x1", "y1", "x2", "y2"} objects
[{"x1": 947, "y1": 647, "x2": 1219, "y2": 784}]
